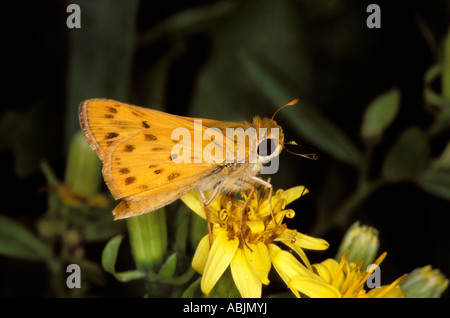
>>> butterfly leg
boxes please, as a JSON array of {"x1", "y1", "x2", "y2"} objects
[
  {"x1": 198, "y1": 185, "x2": 220, "y2": 246},
  {"x1": 238, "y1": 182, "x2": 257, "y2": 252},
  {"x1": 251, "y1": 176, "x2": 275, "y2": 224}
]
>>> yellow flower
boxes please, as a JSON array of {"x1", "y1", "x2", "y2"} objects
[
  {"x1": 289, "y1": 250, "x2": 408, "y2": 298},
  {"x1": 181, "y1": 185, "x2": 329, "y2": 298}
]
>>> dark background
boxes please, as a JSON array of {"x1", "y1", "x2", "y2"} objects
[{"x1": 0, "y1": 0, "x2": 449, "y2": 297}]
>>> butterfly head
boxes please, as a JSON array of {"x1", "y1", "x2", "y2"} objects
[{"x1": 252, "y1": 117, "x2": 285, "y2": 164}]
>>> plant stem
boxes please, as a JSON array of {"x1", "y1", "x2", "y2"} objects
[{"x1": 311, "y1": 178, "x2": 384, "y2": 237}]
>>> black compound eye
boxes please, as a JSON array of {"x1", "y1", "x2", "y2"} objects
[{"x1": 257, "y1": 138, "x2": 277, "y2": 157}]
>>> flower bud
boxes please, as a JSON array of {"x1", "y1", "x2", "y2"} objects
[
  {"x1": 336, "y1": 222, "x2": 379, "y2": 268},
  {"x1": 400, "y1": 265, "x2": 449, "y2": 298}
]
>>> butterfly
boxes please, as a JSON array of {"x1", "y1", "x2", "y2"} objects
[{"x1": 79, "y1": 98, "x2": 312, "y2": 244}]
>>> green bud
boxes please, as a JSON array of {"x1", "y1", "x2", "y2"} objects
[
  {"x1": 401, "y1": 265, "x2": 449, "y2": 298},
  {"x1": 127, "y1": 210, "x2": 168, "y2": 272},
  {"x1": 65, "y1": 131, "x2": 102, "y2": 197},
  {"x1": 336, "y1": 221, "x2": 379, "y2": 268}
]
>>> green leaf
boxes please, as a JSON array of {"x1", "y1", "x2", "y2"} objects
[
  {"x1": 101, "y1": 234, "x2": 145, "y2": 282},
  {"x1": 101, "y1": 235, "x2": 124, "y2": 274},
  {"x1": 382, "y1": 127, "x2": 431, "y2": 181},
  {"x1": 153, "y1": 253, "x2": 177, "y2": 282},
  {"x1": 0, "y1": 214, "x2": 52, "y2": 261},
  {"x1": 78, "y1": 259, "x2": 106, "y2": 286},
  {"x1": 360, "y1": 88, "x2": 401, "y2": 144},
  {"x1": 182, "y1": 277, "x2": 203, "y2": 298},
  {"x1": 113, "y1": 270, "x2": 146, "y2": 282},
  {"x1": 206, "y1": 269, "x2": 240, "y2": 298},
  {"x1": 190, "y1": 0, "x2": 313, "y2": 122},
  {"x1": 164, "y1": 267, "x2": 196, "y2": 286},
  {"x1": 239, "y1": 51, "x2": 362, "y2": 166},
  {"x1": 417, "y1": 167, "x2": 450, "y2": 201},
  {"x1": 189, "y1": 207, "x2": 208, "y2": 252},
  {"x1": 39, "y1": 160, "x2": 61, "y2": 188}
]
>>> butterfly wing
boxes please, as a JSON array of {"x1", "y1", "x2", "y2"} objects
[{"x1": 79, "y1": 99, "x2": 223, "y2": 219}]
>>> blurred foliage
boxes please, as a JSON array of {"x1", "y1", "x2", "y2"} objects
[{"x1": 0, "y1": 0, "x2": 449, "y2": 297}]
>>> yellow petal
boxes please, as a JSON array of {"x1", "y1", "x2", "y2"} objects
[
  {"x1": 246, "y1": 219, "x2": 265, "y2": 234},
  {"x1": 367, "y1": 285, "x2": 406, "y2": 298},
  {"x1": 367, "y1": 274, "x2": 408, "y2": 298},
  {"x1": 289, "y1": 276, "x2": 341, "y2": 298},
  {"x1": 191, "y1": 234, "x2": 210, "y2": 274},
  {"x1": 268, "y1": 244, "x2": 312, "y2": 286},
  {"x1": 244, "y1": 242, "x2": 271, "y2": 285},
  {"x1": 284, "y1": 186, "x2": 308, "y2": 205},
  {"x1": 201, "y1": 228, "x2": 239, "y2": 295},
  {"x1": 312, "y1": 258, "x2": 347, "y2": 291},
  {"x1": 312, "y1": 260, "x2": 339, "y2": 285},
  {"x1": 279, "y1": 239, "x2": 312, "y2": 269},
  {"x1": 181, "y1": 189, "x2": 222, "y2": 220},
  {"x1": 278, "y1": 229, "x2": 329, "y2": 250},
  {"x1": 258, "y1": 186, "x2": 307, "y2": 218},
  {"x1": 230, "y1": 248, "x2": 262, "y2": 298},
  {"x1": 181, "y1": 191, "x2": 205, "y2": 219}
]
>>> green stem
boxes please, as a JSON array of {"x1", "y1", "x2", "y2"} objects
[
  {"x1": 312, "y1": 178, "x2": 384, "y2": 237},
  {"x1": 443, "y1": 26, "x2": 450, "y2": 101}
]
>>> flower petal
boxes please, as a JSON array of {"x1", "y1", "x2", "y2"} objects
[
  {"x1": 284, "y1": 186, "x2": 308, "y2": 205},
  {"x1": 246, "y1": 219, "x2": 265, "y2": 234},
  {"x1": 201, "y1": 228, "x2": 239, "y2": 295},
  {"x1": 367, "y1": 285, "x2": 406, "y2": 298},
  {"x1": 268, "y1": 244, "x2": 314, "y2": 297},
  {"x1": 230, "y1": 248, "x2": 262, "y2": 298},
  {"x1": 279, "y1": 229, "x2": 329, "y2": 250},
  {"x1": 244, "y1": 242, "x2": 271, "y2": 285},
  {"x1": 279, "y1": 239, "x2": 312, "y2": 269},
  {"x1": 181, "y1": 191, "x2": 205, "y2": 219},
  {"x1": 289, "y1": 276, "x2": 341, "y2": 298},
  {"x1": 312, "y1": 259, "x2": 343, "y2": 285},
  {"x1": 191, "y1": 234, "x2": 210, "y2": 274}
]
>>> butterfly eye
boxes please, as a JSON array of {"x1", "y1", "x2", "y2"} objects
[{"x1": 257, "y1": 138, "x2": 278, "y2": 158}]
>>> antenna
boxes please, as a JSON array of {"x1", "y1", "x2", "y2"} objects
[
  {"x1": 283, "y1": 141, "x2": 318, "y2": 160},
  {"x1": 271, "y1": 98, "x2": 299, "y2": 121}
]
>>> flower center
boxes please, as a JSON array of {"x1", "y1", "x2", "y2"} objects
[{"x1": 212, "y1": 190, "x2": 289, "y2": 248}]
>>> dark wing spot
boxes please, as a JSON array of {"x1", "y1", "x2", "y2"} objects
[
  {"x1": 152, "y1": 147, "x2": 164, "y2": 151},
  {"x1": 107, "y1": 107, "x2": 118, "y2": 114},
  {"x1": 105, "y1": 132, "x2": 119, "y2": 139},
  {"x1": 119, "y1": 168, "x2": 130, "y2": 174},
  {"x1": 105, "y1": 114, "x2": 114, "y2": 119},
  {"x1": 131, "y1": 110, "x2": 144, "y2": 117},
  {"x1": 148, "y1": 164, "x2": 157, "y2": 169},
  {"x1": 125, "y1": 176, "x2": 136, "y2": 185},
  {"x1": 167, "y1": 172, "x2": 180, "y2": 181},
  {"x1": 124, "y1": 144, "x2": 135, "y2": 152},
  {"x1": 144, "y1": 134, "x2": 157, "y2": 141},
  {"x1": 154, "y1": 169, "x2": 163, "y2": 174},
  {"x1": 142, "y1": 121, "x2": 150, "y2": 128},
  {"x1": 140, "y1": 185, "x2": 149, "y2": 190}
]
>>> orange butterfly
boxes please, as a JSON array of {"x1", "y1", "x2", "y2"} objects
[{"x1": 79, "y1": 99, "x2": 307, "y2": 243}]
